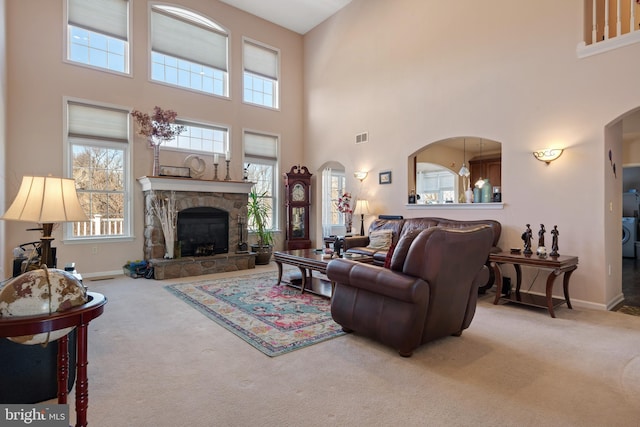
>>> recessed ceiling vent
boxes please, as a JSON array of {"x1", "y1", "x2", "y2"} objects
[{"x1": 355, "y1": 132, "x2": 369, "y2": 144}]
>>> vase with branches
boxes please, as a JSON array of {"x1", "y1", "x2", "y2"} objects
[
  {"x1": 337, "y1": 192, "x2": 353, "y2": 233},
  {"x1": 131, "y1": 106, "x2": 186, "y2": 176}
]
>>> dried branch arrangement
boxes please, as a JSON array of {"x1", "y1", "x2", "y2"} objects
[{"x1": 150, "y1": 191, "x2": 177, "y2": 258}]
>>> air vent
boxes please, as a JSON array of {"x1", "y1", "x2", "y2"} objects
[{"x1": 355, "y1": 132, "x2": 369, "y2": 144}]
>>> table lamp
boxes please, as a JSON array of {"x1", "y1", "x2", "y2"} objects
[
  {"x1": 353, "y1": 199, "x2": 370, "y2": 236},
  {"x1": 1, "y1": 176, "x2": 88, "y2": 268}
]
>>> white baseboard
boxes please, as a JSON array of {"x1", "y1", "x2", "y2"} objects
[{"x1": 82, "y1": 270, "x2": 124, "y2": 280}]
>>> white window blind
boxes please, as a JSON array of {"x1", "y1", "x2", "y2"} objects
[
  {"x1": 244, "y1": 40, "x2": 278, "y2": 80},
  {"x1": 244, "y1": 132, "x2": 278, "y2": 160},
  {"x1": 151, "y1": 6, "x2": 228, "y2": 71},
  {"x1": 68, "y1": 102, "x2": 128, "y2": 142},
  {"x1": 68, "y1": 0, "x2": 128, "y2": 40}
]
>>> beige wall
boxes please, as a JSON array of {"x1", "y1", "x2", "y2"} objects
[
  {"x1": 3, "y1": 0, "x2": 303, "y2": 277},
  {"x1": 303, "y1": 0, "x2": 640, "y2": 308}
]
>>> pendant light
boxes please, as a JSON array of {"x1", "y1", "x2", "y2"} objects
[
  {"x1": 475, "y1": 139, "x2": 485, "y2": 188},
  {"x1": 458, "y1": 138, "x2": 470, "y2": 178}
]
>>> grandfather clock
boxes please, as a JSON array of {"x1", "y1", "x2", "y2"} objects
[{"x1": 284, "y1": 165, "x2": 312, "y2": 250}]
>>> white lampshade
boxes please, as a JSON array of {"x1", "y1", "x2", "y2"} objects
[
  {"x1": 353, "y1": 200, "x2": 370, "y2": 216},
  {"x1": 2, "y1": 176, "x2": 88, "y2": 223}
]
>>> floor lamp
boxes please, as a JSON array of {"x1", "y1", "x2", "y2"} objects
[
  {"x1": 353, "y1": 200, "x2": 370, "y2": 236},
  {"x1": 1, "y1": 176, "x2": 88, "y2": 268}
]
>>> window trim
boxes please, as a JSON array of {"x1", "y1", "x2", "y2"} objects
[
  {"x1": 63, "y1": 0, "x2": 132, "y2": 76},
  {"x1": 62, "y1": 97, "x2": 134, "y2": 243}
]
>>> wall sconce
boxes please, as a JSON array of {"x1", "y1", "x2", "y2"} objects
[
  {"x1": 354, "y1": 171, "x2": 368, "y2": 182},
  {"x1": 533, "y1": 148, "x2": 564, "y2": 165}
]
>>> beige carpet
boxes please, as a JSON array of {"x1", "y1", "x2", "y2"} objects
[{"x1": 58, "y1": 264, "x2": 640, "y2": 426}]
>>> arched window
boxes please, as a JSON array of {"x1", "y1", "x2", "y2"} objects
[{"x1": 150, "y1": 5, "x2": 229, "y2": 96}]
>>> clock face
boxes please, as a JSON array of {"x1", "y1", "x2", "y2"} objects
[{"x1": 292, "y1": 183, "x2": 305, "y2": 202}]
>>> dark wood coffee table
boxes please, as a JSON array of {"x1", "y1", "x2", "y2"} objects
[
  {"x1": 274, "y1": 249, "x2": 373, "y2": 298},
  {"x1": 490, "y1": 251, "x2": 578, "y2": 318}
]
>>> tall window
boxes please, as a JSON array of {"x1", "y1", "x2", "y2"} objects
[
  {"x1": 65, "y1": 100, "x2": 131, "y2": 240},
  {"x1": 322, "y1": 167, "x2": 347, "y2": 237},
  {"x1": 66, "y1": 0, "x2": 129, "y2": 73},
  {"x1": 244, "y1": 131, "x2": 278, "y2": 229},
  {"x1": 243, "y1": 38, "x2": 279, "y2": 108},
  {"x1": 150, "y1": 5, "x2": 228, "y2": 96},
  {"x1": 164, "y1": 121, "x2": 229, "y2": 155}
]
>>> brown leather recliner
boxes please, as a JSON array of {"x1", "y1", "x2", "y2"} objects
[{"x1": 326, "y1": 225, "x2": 493, "y2": 357}]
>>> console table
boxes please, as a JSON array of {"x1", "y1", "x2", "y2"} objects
[
  {"x1": 490, "y1": 252, "x2": 578, "y2": 318},
  {"x1": 0, "y1": 292, "x2": 107, "y2": 427}
]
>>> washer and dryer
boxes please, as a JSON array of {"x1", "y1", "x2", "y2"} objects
[{"x1": 622, "y1": 217, "x2": 637, "y2": 258}]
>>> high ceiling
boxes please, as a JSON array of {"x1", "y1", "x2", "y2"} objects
[{"x1": 219, "y1": 0, "x2": 352, "y2": 34}]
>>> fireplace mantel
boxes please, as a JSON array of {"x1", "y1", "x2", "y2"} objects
[{"x1": 137, "y1": 176, "x2": 254, "y2": 194}]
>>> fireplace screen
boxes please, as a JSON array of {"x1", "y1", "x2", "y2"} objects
[{"x1": 177, "y1": 207, "x2": 229, "y2": 256}]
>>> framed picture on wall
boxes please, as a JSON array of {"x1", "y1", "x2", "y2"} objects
[{"x1": 379, "y1": 171, "x2": 392, "y2": 184}]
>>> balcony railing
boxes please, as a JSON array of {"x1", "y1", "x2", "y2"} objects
[
  {"x1": 73, "y1": 215, "x2": 124, "y2": 237},
  {"x1": 578, "y1": 0, "x2": 640, "y2": 57}
]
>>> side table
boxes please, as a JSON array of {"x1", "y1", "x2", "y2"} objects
[
  {"x1": 0, "y1": 292, "x2": 106, "y2": 427},
  {"x1": 490, "y1": 252, "x2": 578, "y2": 318}
]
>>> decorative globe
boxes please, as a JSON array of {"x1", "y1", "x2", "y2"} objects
[{"x1": 0, "y1": 267, "x2": 87, "y2": 345}]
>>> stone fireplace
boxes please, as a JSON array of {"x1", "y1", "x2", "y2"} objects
[{"x1": 138, "y1": 177, "x2": 255, "y2": 279}]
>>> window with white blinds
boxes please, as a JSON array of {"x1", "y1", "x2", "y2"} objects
[
  {"x1": 66, "y1": 100, "x2": 131, "y2": 240},
  {"x1": 67, "y1": 0, "x2": 129, "y2": 73},
  {"x1": 150, "y1": 5, "x2": 229, "y2": 96},
  {"x1": 244, "y1": 131, "x2": 279, "y2": 229},
  {"x1": 244, "y1": 131, "x2": 278, "y2": 160},
  {"x1": 243, "y1": 38, "x2": 279, "y2": 108}
]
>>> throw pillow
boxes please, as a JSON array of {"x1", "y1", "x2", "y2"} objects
[
  {"x1": 383, "y1": 242, "x2": 397, "y2": 269},
  {"x1": 367, "y1": 229, "x2": 393, "y2": 250}
]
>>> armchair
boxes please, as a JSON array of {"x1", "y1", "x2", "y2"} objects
[{"x1": 326, "y1": 225, "x2": 493, "y2": 357}]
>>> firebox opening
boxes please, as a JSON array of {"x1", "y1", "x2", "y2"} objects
[{"x1": 177, "y1": 207, "x2": 229, "y2": 257}]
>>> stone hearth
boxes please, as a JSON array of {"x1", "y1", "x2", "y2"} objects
[{"x1": 138, "y1": 176, "x2": 255, "y2": 279}]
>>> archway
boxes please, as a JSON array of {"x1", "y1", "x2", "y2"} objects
[
  {"x1": 611, "y1": 107, "x2": 640, "y2": 309},
  {"x1": 408, "y1": 137, "x2": 502, "y2": 204}
]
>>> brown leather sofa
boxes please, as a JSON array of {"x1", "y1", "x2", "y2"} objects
[
  {"x1": 342, "y1": 216, "x2": 501, "y2": 292},
  {"x1": 326, "y1": 225, "x2": 494, "y2": 357},
  {"x1": 343, "y1": 216, "x2": 501, "y2": 265}
]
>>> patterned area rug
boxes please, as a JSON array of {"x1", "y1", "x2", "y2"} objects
[
  {"x1": 165, "y1": 273, "x2": 344, "y2": 357},
  {"x1": 616, "y1": 305, "x2": 640, "y2": 316}
]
